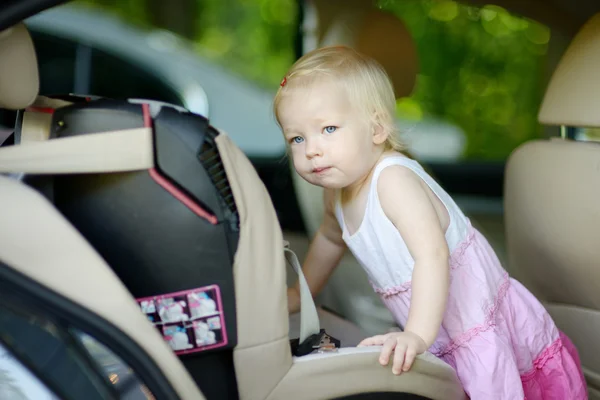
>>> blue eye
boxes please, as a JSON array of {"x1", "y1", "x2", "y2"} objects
[
  {"x1": 291, "y1": 136, "x2": 304, "y2": 144},
  {"x1": 324, "y1": 126, "x2": 337, "y2": 134}
]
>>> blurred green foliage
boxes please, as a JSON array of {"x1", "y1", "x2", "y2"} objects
[
  {"x1": 76, "y1": 0, "x2": 548, "y2": 160},
  {"x1": 78, "y1": 0, "x2": 298, "y2": 90},
  {"x1": 381, "y1": 0, "x2": 549, "y2": 159}
]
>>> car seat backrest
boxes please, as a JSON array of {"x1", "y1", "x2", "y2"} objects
[
  {"x1": 505, "y1": 13, "x2": 600, "y2": 397},
  {"x1": 0, "y1": 22, "x2": 38, "y2": 110},
  {"x1": 0, "y1": 175, "x2": 205, "y2": 400},
  {"x1": 505, "y1": 140, "x2": 600, "y2": 395},
  {"x1": 505, "y1": 139, "x2": 600, "y2": 309}
]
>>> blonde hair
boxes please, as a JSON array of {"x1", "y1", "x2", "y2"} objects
[{"x1": 273, "y1": 45, "x2": 404, "y2": 152}]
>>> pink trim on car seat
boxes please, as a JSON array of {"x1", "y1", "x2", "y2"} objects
[
  {"x1": 25, "y1": 106, "x2": 55, "y2": 114},
  {"x1": 141, "y1": 103, "x2": 153, "y2": 128},
  {"x1": 148, "y1": 168, "x2": 218, "y2": 225}
]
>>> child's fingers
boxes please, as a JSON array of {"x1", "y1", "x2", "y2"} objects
[
  {"x1": 402, "y1": 347, "x2": 417, "y2": 372},
  {"x1": 379, "y1": 336, "x2": 396, "y2": 366},
  {"x1": 357, "y1": 334, "x2": 386, "y2": 347},
  {"x1": 392, "y1": 343, "x2": 407, "y2": 375}
]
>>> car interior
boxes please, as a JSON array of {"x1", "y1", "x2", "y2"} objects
[
  {"x1": 0, "y1": 7, "x2": 466, "y2": 400},
  {"x1": 0, "y1": 0, "x2": 599, "y2": 399}
]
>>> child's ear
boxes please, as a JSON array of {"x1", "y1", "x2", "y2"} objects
[{"x1": 371, "y1": 114, "x2": 389, "y2": 145}]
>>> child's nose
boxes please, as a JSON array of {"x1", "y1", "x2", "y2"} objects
[{"x1": 305, "y1": 138, "x2": 323, "y2": 159}]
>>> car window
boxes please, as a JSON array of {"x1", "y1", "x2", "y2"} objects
[
  {"x1": 75, "y1": 0, "x2": 299, "y2": 90},
  {"x1": 0, "y1": 299, "x2": 156, "y2": 400},
  {"x1": 26, "y1": 26, "x2": 184, "y2": 107},
  {"x1": 89, "y1": 47, "x2": 183, "y2": 106},
  {"x1": 0, "y1": 342, "x2": 59, "y2": 400},
  {"x1": 574, "y1": 127, "x2": 600, "y2": 142},
  {"x1": 377, "y1": 1, "x2": 551, "y2": 163},
  {"x1": 73, "y1": 330, "x2": 155, "y2": 400}
]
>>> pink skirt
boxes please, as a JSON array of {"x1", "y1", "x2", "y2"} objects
[{"x1": 376, "y1": 226, "x2": 587, "y2": 399}]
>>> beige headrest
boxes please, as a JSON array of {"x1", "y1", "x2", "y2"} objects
[
  {"x1": 539, "y1": 13, "x2": 600, "y2": 127},
  {"x1": 315, "y1": 0, "x2": 418, "y2": 98},
  {"x1": 0, "y1": 23, "x2": 39, "y2": 110}
]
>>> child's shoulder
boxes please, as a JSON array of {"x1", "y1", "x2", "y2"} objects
[
  {"x1": 376, "y1": 153, "x2": 421, "y2": 186},
  {"x1": 375, "y1": 153, "x2": 430, "y2": 207},
  {"x1": 377, "y1": 164, "x2": 423, "y2": 194}
]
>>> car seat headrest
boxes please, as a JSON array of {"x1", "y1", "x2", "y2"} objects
[
  {"x1": 314, "y1": 0, "x2": 418, "y2": 99},
  {"x1": 0, "y1": 23, "x2": 39, "y2": 110},
  {"x1": 539, "y1": 13, "x2": 600, "y2": 127}
]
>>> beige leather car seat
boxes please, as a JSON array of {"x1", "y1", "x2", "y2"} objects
[
  {"x1": 0, "y1": 21, "x2": 466, "y2": 400},
  {"x1": 504, "y1": 13, "x2": 600, "y2": 400}
]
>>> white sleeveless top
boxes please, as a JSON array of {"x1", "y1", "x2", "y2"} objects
[{"x1": 335, "y1": 156, "x2": 470, "y2": 291}]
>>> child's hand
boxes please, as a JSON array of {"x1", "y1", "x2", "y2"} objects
[{"x1": 358, "y1": 331, "x2": 427, "y2": 375}]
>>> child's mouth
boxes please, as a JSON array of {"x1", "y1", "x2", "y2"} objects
[{"x1": 313, "y1": 167, "x2": 331, "y2": 174}]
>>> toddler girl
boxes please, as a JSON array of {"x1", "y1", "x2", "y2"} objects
[{"x1": 274, "y1": 45, "x2": 586, "y2": 399}]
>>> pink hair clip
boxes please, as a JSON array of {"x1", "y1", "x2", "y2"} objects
[{"x1": 280, "y1": 77, "x2": 287, "y2": 87}]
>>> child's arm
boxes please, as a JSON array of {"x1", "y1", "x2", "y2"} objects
[
  {"x1": 359, "y1": 165, "x2": 450, "y2": 374},
  {"x1": 288, "y1": 188, "x2": 346, "y2": 314}
]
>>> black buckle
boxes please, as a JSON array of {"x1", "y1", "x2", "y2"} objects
[{"x1": 290, "y1": 329, "x2": 341, "y2": 357}]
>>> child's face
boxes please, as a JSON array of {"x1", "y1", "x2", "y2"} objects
[{"x1": 277, "y1": 80, "x2": 382, "y2": 189}]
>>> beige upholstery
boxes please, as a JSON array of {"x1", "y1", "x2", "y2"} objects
[
  {"x1": 539, "y1": 13, "x2": 600, "y2": 127},
  {"x1": 505, "y1": 139, "x2": 600, "y2": 398},
  {"x1": 0, "y1": 127, "x2": 154, "y2": 173},
  {"x1": 216, "y1": 133, "x2": 466, "y2": 400},
  {"x1": 215, "y1": 132, "x2": 292, "y2": 399},
  {"x1": 270, "y1": 347, "x2": 466, "y2": 400},
  {"x1": 505, "y1": 140, "x2": 600, "y2": 309},
  {"x1": 0, "y1": 23, "x2": 38, "y2": 110},
  {"x1": 0, "y1": 175, "x2": 205, "y2": 399},
  {"x1": 0, "y1": 96, "x2": 156, "y2": 174},
  {"x1": 506, "y1": 12, "x2": 600, "y2": 397}
]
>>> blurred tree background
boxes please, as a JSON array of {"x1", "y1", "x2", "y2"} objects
[
  {"x1": 380, "y1": 0, "x2": 549, "y2": 159},
  {"x1": 76, "y1": 0, "x2": 549, "y2": 160}
]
